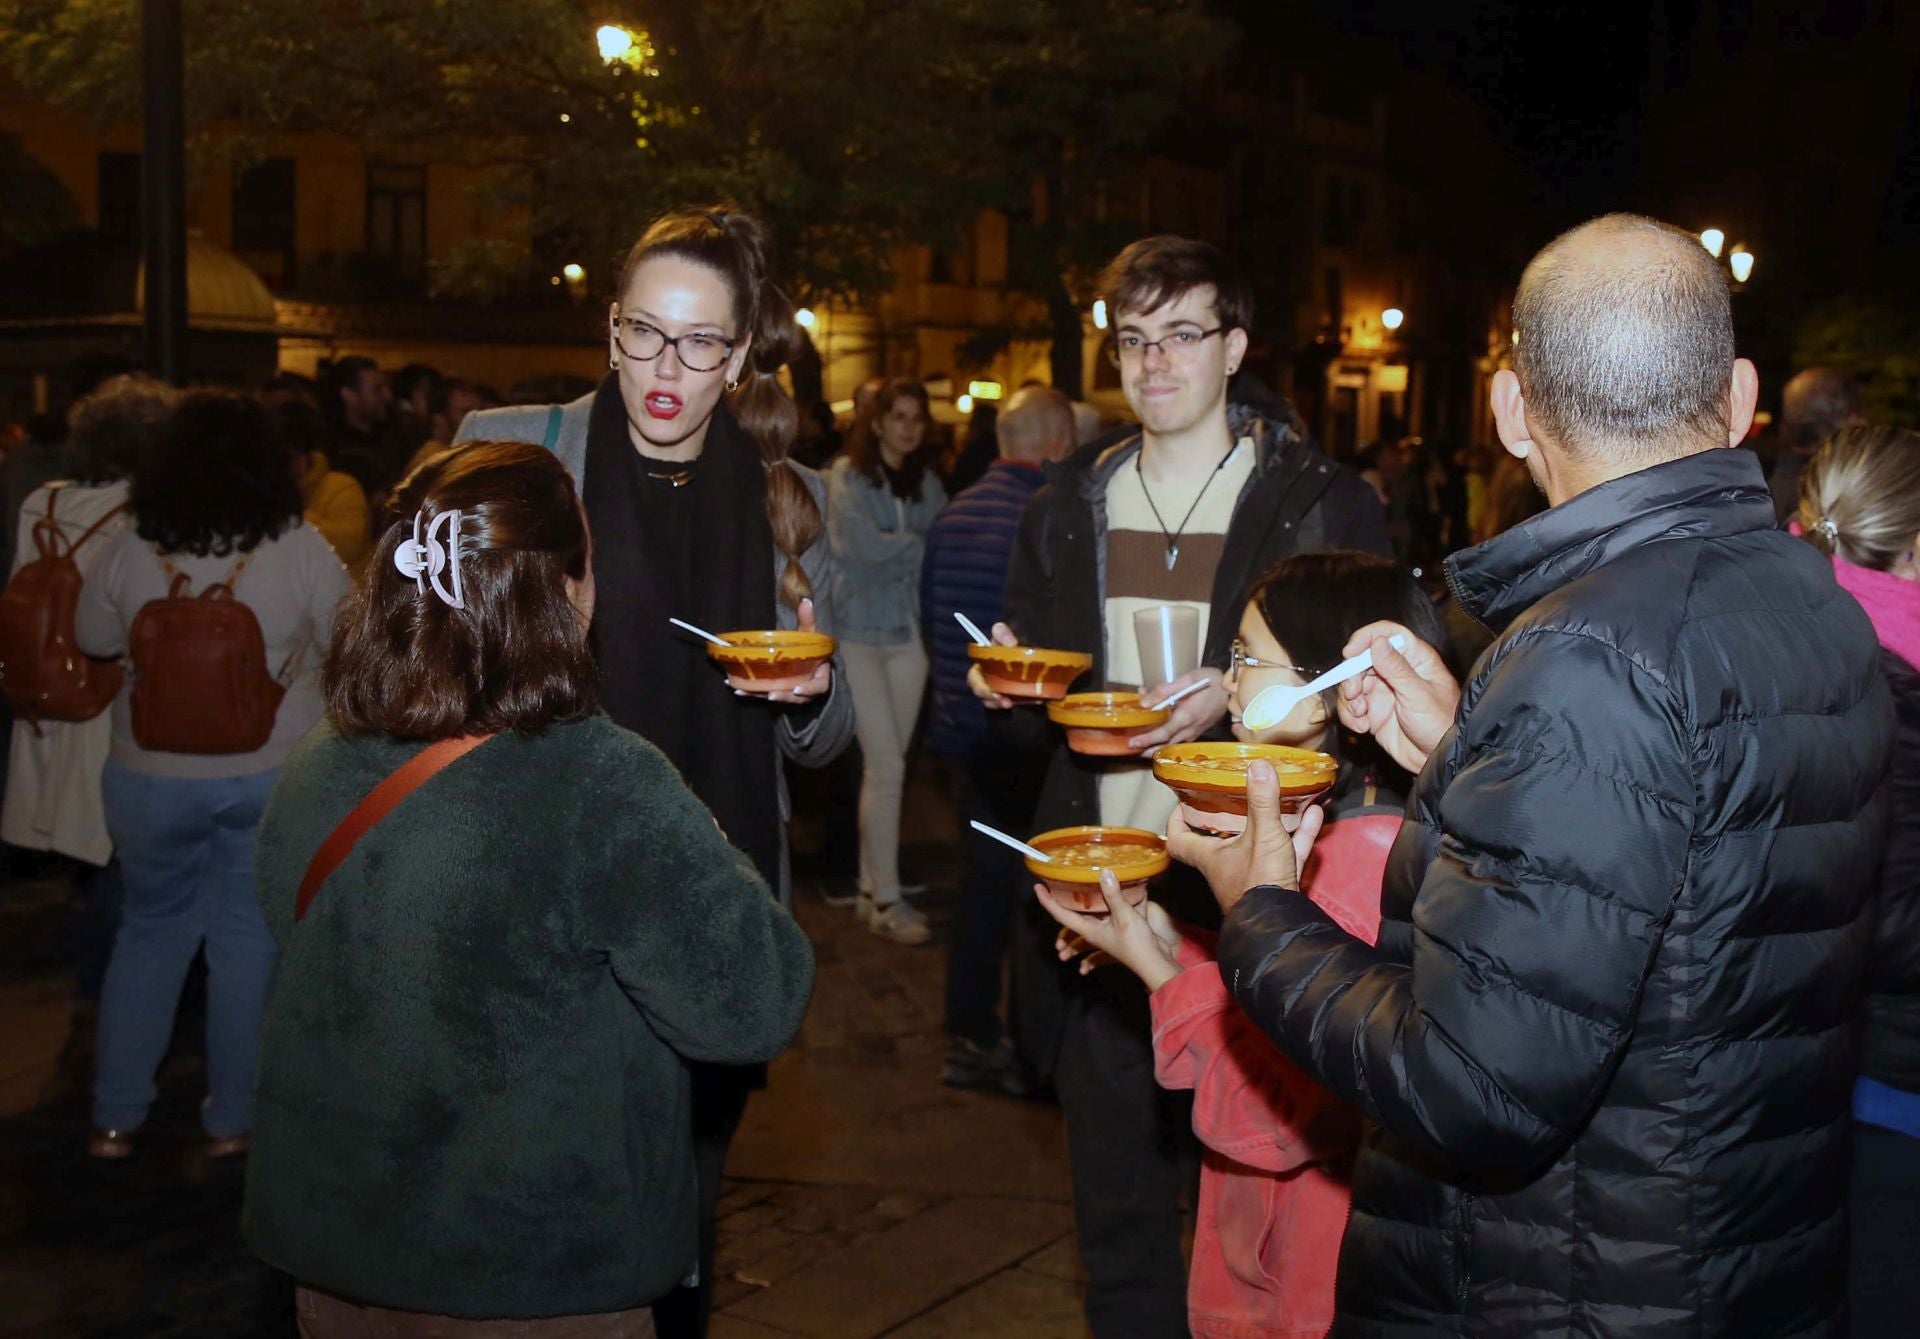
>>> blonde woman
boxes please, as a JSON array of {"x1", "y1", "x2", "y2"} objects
[{"x1": 1797, "y1": 423, "x2": 1920, "y2": 1337}]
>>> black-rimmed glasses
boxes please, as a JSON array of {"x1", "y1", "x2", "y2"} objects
[
  {"x1": 612, "y1": 315, "x2": 736, "y2": 372},
  {"x1": 1107, "y1": 326, "x2": 1225, "y2": 367}
]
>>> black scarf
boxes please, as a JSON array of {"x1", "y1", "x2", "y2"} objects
[{"x1": 582, "y1": 373, "x2": 783, "y2": 888}]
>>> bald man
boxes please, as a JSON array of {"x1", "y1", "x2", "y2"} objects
[
  {"x1": 1769, "y1": 366, "x2": 1863, "y2": 522},
  {"x1": 920, "y1": 386, "x2": 1076, "y2": 1094},
  {"x1": 1181, "y1": 215, "x2": 1890, "y2": 1336}
]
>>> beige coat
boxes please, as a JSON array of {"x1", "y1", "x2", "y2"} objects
[{"x1": 0, "y1": 480, "x2": 129, "y2": 864}]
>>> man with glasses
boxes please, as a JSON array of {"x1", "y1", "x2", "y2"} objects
[{"x1": 972, "y1": 235, "x2": 1387, "y2": 1338}]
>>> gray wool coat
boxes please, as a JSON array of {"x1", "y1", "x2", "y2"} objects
[{"x1": 457, "y1": 392, "x2": 855, "y2": 905}]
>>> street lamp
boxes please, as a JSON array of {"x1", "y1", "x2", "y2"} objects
[
  {"x1": 1092, "y1": 299, "x2": 1108, "y2": 331},
  {"x1": 1381, "y1": 307, "x2": 1405, "y2": 331},
  {"x1": 596, "y1": 24, "x2": 635, "y2": 62},
  {"x1": 1698, "y1": 228, "x2": 1756, "y2": 286},
  {"x1": 795, "y1": 307, "x2": 817, "y2": 329}
]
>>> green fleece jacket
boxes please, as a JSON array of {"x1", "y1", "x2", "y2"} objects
[{"x1": 242, "y1": 715, "x2": 815, "y2": 1319}]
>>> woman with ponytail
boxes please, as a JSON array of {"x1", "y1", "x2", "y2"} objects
[
  {"x1": 455, "y1": 205, "x2": 850, "y2": 1339},
  {"x1": 1797, "y1": 424, "x2": 1920, "y2": 1338}
]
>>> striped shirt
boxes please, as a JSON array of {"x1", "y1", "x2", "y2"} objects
[{"x1": 1100, "y1": 438, "x2": 1255, "y2": 829}]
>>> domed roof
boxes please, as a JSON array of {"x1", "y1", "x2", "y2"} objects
[
  {"x1": 138, "y1": 234, "x2": 278, "y2": 328},
  {"x1": 0, "y1": 231, "x2": 276, "y2": 330}
]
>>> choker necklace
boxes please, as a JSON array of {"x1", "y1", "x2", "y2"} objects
[
  {"x1": 1135, "y1": 441, "x2": 1239, "y2": 570},
  {"x1": 640, "y1": 454, "x2": 697, "y2": 488}
]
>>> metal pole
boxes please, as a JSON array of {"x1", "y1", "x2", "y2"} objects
[{"x1": 142, "y1": 0, "x2": 187, "y2": 384}]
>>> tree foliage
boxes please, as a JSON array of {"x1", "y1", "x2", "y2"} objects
[
  {"x1": 1796, "y1": 298, "x2": 1920, "y2": 428},
  {"x1": 2, "y1": 0, "x2": 1231, "y2": 356}
]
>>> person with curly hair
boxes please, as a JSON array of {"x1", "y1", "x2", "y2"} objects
[{"x1": 75, "y1": 388, "x2": 348, "y2": 1160}]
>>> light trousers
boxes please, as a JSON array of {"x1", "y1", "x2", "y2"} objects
[{"x1": 839, "y1": 637, "x2": 928, "y2": 904}]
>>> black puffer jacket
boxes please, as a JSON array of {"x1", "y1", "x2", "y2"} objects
[
  {"x1": 1863, "y1": 649, "x2": 1920, "y2": 1091},
  {"x1": 1218, "y1": 448, "x2": 1891, "y2": 1337}
]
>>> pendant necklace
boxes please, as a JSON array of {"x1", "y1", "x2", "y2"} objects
[
  {"x1": 640, "y1": 453, "x2": 698, "y2": 488},
  {"x1": 1135, "y1": 441, "x2": 1238, "y2": 571}
]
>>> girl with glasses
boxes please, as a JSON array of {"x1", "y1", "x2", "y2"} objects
[{"x1": 1035, "y1": 549, "x2": 1442, "y2": 1339}]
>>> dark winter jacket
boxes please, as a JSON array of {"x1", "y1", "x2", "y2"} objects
[
  {"x1": 1864, "y1": 649, "x2": 1920, "y2": 1092},
  {"x1": 244, "y1": 717, "x2": 815, "y2": 1319},
  {"x1": 920, "y1": 458, "x2": 1050, "y2": 756},
  {"x1": 998, "y1": 404, "x2": 1391, "y2": 836},
  {"x1": 1217, "y1": 447, "x2": 1891, "y2": 1337}
]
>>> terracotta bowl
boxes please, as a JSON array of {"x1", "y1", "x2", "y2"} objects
[
  {"x1": 1024, "y1": 825, "x2": 1171, "y2": 913},
  {"x1": 706, "y1": 630, "x2": 836, "y2": 693},
  {"x1": 967, "y1": 643, "x2": 1093, "y2": 701},
  {"x1": 1152, "y1": 742, "x2": 1338, "y2": 836},
  {"x1": 1046, "y1": 692, "x2": 1170, "y2": 756}
]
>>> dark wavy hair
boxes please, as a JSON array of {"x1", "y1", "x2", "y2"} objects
[
  {"x1": 324, "y1": 441, "x2": 598, "y2": 739},
  {"x1": 846, "y1": 378, "x2": 932, "y2": 500},
  {"x1": 131, "y1": 389, "x2": 303, "y2": 557},
  {"x1": 615, "y1": 205, "x2": 819, "y2": 608}
]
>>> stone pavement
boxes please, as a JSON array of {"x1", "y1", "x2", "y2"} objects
[{"x1": 0, "y1": 759, "x2": 1098, "y2": 1338}]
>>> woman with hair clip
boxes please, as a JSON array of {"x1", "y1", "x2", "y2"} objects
[
  {"x1": 1796, "y1": 424, "x2": 1920, "y2": 1339},
  {"x1": 246, "y1": 441, "x2": 813, "y2": 1337},
  {"x1": 826, "y1": 377, "x2": 946, "y2": 945},
  {"x1": 455, "y1": 205, "x2": 850, "y2": 1339}
]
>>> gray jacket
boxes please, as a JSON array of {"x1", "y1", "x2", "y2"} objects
[
  {"x1": 458, "y1": 393, "x2": 854, "y2": 904},
  {"x1": 824, "y1": 455, "x2": 946, "y2": 645}
]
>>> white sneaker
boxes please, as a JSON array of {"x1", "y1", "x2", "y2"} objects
[{"x1": 859, "y1": 894, "x2": 932, "y2": 946}]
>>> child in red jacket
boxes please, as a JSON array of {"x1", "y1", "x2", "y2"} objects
[{"x1": 1038, "y1": 552, "x2": 1442, "y2": 1338}]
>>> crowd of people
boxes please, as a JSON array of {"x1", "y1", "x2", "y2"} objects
[{"x1": 0, "y1": 202, "x2": 1912, "y2": 1339}]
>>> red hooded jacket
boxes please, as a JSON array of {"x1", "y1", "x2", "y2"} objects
[{"x1": 1150, "y1": 811, "x2": 1397, "y2": 1339}]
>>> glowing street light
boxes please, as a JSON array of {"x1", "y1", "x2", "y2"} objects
[
  {"x1": 596, "y1": 24, "x2": 635, "y2": 62},
  {"x1": 1728, "y1": 248, "x2": 1755, "y2": 284},
  {"x1": 1381, "y1": 307, "x2": 1405, "y2": 331},
  {"x1": 956, "y1": 394, "x2": 975, "y2": 414},
  {"x1": 1092, "y1": 299, "x2": 1108, "y2": 330},
  {"x1": 562, "y1": 263, "x2": 585, "y2": 283},
  {"x1": 1699, "y1": 228, "x2": 1725, "y2": 259},
  {"x1": 795, "y1": 307, "x2": 817, "y2": 329}
]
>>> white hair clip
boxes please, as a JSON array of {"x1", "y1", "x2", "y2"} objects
[
  {"x1": 1815, "y1": 516, "x2": 1840, "y2": 542},
  {"x1": 393, "y1": 508, "x2": 467, "y2": 609}
]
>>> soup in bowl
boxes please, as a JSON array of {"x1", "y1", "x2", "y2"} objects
[
  {"x1": 1046, "y1": 692, "x2": 1169, "y2": 756},
  {"x1": 706, "y1": 630, "x2": 836, "y2": 694},
  {"x1": 1025, "y1": 825, "x2": 1170, "y2": 913},
  {"x1": 1152, "y1": 742, "x2": 1337, "y2": 836},
  {"x1": 967, "y1": 643, "x2": 1093, "y2": 700}
]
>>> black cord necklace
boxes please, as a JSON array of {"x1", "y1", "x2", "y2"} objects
[{"x1": 1134, "y1": 441, "x2": 1239, "y2": 570}]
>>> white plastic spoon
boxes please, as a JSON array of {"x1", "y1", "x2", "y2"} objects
[
  {"x1": 1240, "y1": 633, "x2": 1408, "y2": 732},
  {"x1": 1148, "y1": 678, "x2": 1211, "y2": 711},
  {"x1": 669, "y1": 617, "x2": 732, "y2": 648},
  {"x1": 969, "y1": 819, "x2": 1052, "y2": 863},
  {"x1": 954, "y1": 611, "x2": 993, "y2": 646}
]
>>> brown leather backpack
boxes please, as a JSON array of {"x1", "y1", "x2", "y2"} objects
[
  {"x1": 128, "y1": 548, "x2": 286, "y2": 754},
  {"x1": 0, "y1": 488, "x2": 128, "y2": 722}
]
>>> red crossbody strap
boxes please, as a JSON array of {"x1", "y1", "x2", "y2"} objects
[{"x1": 294, "y1": 734, "x2": 494, "y2": 923}]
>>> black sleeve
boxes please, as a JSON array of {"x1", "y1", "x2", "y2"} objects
[
  {"x1": 987, "y1": 486, "x2": 1059, "y2": 753},
  {"x1": 1328, "y1": 469, "x2": 1393, "y2": 558},
  {"x1": 1217, "y1": 628, "x2": 1693, "y2": 1175}
]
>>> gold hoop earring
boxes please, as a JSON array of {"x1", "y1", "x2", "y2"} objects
[
  {"x1": 724, "y1": 377, "x2": 741, "y2": 393},
  {"x1": 609, "y1": 355, "x2": 619, "y2": 370}
]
